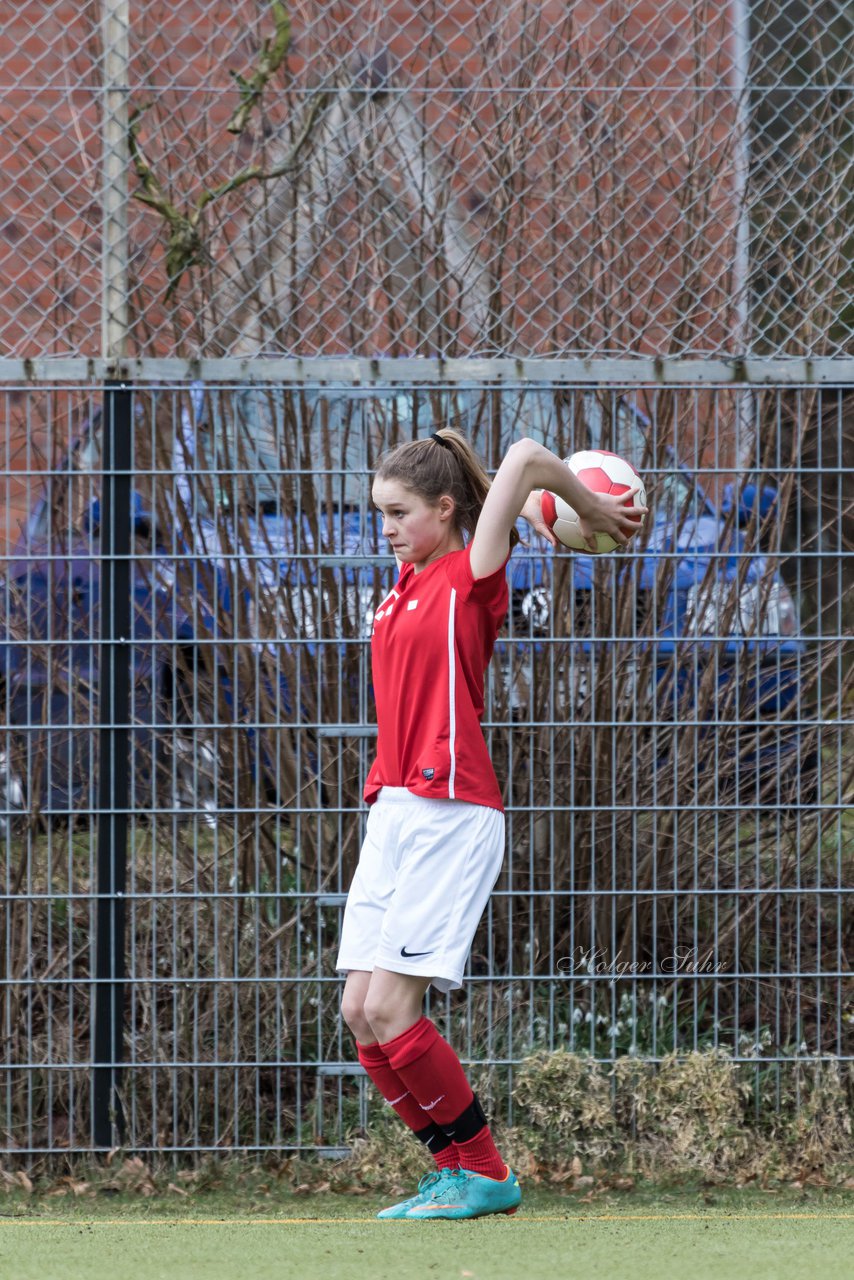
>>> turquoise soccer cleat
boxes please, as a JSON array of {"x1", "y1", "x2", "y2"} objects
[
  {"x1": 403, "y1": 1165, "x2": 522, "y2": 1219},
  {"x1": 377, "y1": 1169, "x2": 448, "y2": 1219}
]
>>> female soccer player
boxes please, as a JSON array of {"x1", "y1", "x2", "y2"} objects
[{"x1": 336, "y1": 429, "x2": 645, "y2": 1219}]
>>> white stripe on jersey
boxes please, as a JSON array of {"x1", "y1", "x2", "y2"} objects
[{"x1": 447, "y1": 587, "x2": 457, "y2": 798}]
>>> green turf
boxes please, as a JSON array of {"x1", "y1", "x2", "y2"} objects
[{"x1": 2, "y1": 1187, "x2": 851, "y2": 1280}]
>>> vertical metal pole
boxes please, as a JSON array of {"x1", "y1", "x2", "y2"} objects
[
  {"x1": 102, "y1": 0, "x2": 130, "y2": 364},
  {"x1": 732, "y1": 0, "x2": 755, "y2": 468},
  {"x1": 93, "y1": 383, "x2": 132, "y2": 1147},
  {"x1": 94, "y1": 0, "x2": 131, "y2": 1148}
]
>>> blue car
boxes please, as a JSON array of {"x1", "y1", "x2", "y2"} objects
[{"x1": 0, "y1": 385, "x2": 805, "y2": 821}]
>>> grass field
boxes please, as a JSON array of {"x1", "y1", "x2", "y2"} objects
[{"x1": 2, "y1": 1185, "x2": 851, "y2": 1280}]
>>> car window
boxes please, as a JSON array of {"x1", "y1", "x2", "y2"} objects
[
  {"x1": 658, "y1": 467, "x2": 695, "y2": 513},
  {"x1": 198, "y1": 387, "x2": 370, "y2": 514}
]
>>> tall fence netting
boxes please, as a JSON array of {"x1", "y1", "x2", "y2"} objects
[{"x1": 2, "y1": 1, "x2": 853, "y2": 360}]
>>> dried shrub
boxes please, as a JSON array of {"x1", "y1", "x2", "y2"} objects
[
  {"x1": 613, "y1": 1049, "x2": 753, "y2": 1178},
  {"x1": 511, "y1": 1048, "x2": 618, "y2": 1167},
  {"x1": 753, "y1": 1059, "x2": 854, "y2": 1175},
  {"x1": 334, "y1": 1121, "x2": 426, "y2": 1197}
]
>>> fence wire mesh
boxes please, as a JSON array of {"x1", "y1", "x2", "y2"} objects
[
  {"x1": 2, "y1": 1, "x2": 853, "y2": 360},
  {"x1": 0, "y1": 378, "x2": 851, "y2": 1156}
]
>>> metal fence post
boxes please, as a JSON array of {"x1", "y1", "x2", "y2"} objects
[
  {"x1": 93, "y1": 380, "x2": 132, "y2": 1148},
  {"x1": 101, "y1": 0, "x2": 129, "y2": 366}
]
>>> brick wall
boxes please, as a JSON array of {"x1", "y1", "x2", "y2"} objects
[{"x1": 1, "y1": 0, "x2": 738, "y2": 548}]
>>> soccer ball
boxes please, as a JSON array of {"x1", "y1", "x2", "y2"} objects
[{"x1": 541, "y1": 451, "x2": 646, "y2": 554}]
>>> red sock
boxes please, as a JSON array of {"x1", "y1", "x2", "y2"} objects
[
  {"x1": 453, "y1": 1131, "x2": 510, "y2": 1181},
  {"x1": 378, "y1": 1016, "x2": 506, "y2": 1180},
  {"x1": 431, "y1": 1142, "x2": 460, "y2": 1171},
  {"x1": 356, "y1": 1039, "x2": 458, "y2": 1170}
]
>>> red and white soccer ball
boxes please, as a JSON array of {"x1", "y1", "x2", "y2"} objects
[{"x1": 541, "y1": 451, "x2": 646, "y2": 554}]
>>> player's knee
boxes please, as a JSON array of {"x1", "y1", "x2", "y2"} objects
[
  {"x1": 340, "y1": 990, "x2": 372, "y2": 1042},
  {"x1": 361, "y1": 997, "x2": 415, "y2": 1044},
  {"x1": 361, "y1": 993, "x2": 389, "y2": 1039}
]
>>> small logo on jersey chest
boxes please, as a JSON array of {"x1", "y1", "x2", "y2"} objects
[
  {"x1": 421, "y1": 767, "x2": 435, "y2": 780},
  {"x1": 373, "y1": 588, "x2": 400, "y2": 625}
]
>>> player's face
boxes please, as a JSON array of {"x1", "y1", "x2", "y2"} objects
[{"x1": 372, "y1": 478, "x2": 461, "y2": 571}]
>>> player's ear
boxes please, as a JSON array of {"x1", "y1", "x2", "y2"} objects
[{"x1": 437, "y1": 493, "x2": 456, "y2": 522}]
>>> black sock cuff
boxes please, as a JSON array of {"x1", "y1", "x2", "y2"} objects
[
  {"x1": 415, "y1": 1121, "x2": 454, "y2": 1153},
  {"x1": 437, "y1": 1092, "x2": 487, "y2": 1144}
]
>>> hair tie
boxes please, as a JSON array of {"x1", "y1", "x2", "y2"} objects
[{"x1": 430, "y1": 431, "x2": 451, "y2": 449}]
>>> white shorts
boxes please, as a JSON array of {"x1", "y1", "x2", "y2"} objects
[{"x1": 335, "y1": 787, "x2": 506, "y2": 994}]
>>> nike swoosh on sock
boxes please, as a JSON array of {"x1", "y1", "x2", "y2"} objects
[{"x1": 420, "y1": 1094, "x2": 446, "y2": 1111}]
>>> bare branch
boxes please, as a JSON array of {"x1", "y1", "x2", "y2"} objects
[
  {"x1": 199, "y1": 89, "x2": 330, "y2": 209},
  {"x1": 128, "y1": 89, "x2": 330, "y2": 301},
  {"x1": 226, "y1": 1, "x2": 292, "y2": 136}
]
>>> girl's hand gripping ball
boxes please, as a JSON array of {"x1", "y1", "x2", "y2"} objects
[{"x1": 541, "y1": 450, "x2": 647, "y2": 553}]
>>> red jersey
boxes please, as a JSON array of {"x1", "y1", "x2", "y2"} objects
[{"x1": 364, "y1": 543, "x2": 509, "y2": 812}]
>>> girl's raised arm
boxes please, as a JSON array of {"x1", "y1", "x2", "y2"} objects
[{"x1": 469, "y1": 437, "x2": 646, "y2": 581}]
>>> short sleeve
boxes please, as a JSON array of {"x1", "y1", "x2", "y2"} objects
[{"x1": 444, "y1": 542, "x2": 511, "y2": 608}]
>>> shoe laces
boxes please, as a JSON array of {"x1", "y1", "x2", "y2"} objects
[
  {"x1": 423, "y1": 1167, "x2": 468, "y2": 1201},
  {"x1": 416, "y1": 1170, "x2": 443, "y2": 1194}
]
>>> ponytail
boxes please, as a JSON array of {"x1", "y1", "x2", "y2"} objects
[{"x1": 375, "y1": 427, "x2": 520, "y2": 549}]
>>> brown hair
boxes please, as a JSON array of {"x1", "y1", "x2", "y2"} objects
[{"x1": 374, "y1": 427, "x2": 520, "y2": 548}]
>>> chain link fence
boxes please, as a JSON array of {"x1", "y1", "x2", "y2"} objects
[
  {"x1": 2, "y1": 1, "x2": 853, "y2": 360},
  {"x1": 0, "y1": 376, "x2": 851, "y2": 1155}
]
